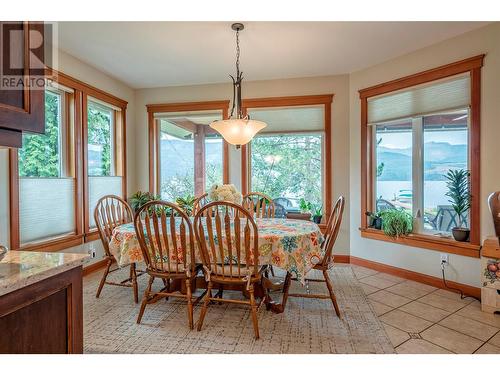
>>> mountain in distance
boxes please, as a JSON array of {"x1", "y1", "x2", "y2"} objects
[{"x1": 377, "y1": 141, "x2": 467, "y2": 181}]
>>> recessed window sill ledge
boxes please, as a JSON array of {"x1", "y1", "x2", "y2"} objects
[{"x1": 359, "y1": 227, "x2": 480, "y2": 258}]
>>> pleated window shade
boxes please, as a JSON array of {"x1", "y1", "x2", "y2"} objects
[
  {"x1": 367, "y1": 74, "x2": 470, "y2": 124},
  {"x1": 248, "y1": 106, "x2": 324, "y2": 133},
  {"x1": 88, "y1": 176, "x2": 123, "y2": 228}
]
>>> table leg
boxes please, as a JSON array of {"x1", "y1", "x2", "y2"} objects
[{"x1": 264, "y1": 271, "x2": 292, "y2": 314}]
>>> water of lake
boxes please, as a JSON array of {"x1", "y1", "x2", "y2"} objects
[{"x1": 376, "y1": 180, "x2": 451, "y2": 209}]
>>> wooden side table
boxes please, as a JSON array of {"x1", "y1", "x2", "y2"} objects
[{"x1": 481, "y1": 237, "x2": 500, "y2": 313}]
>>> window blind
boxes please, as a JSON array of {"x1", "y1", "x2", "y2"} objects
[
  {"x1": 88, "y1": 176, "x2": 123, "y2": 228},
  {"x1": 367, "y1": 74, "x2": 470, "y2": 124},
  {"x1": 248, "y1": 106, "x2": 324, "y2": 133},
  {"x1": 19, "y1": 178, "x2": 75, "y2": 244}
]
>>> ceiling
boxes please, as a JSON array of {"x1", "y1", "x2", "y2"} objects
[{"x1": 57, "y1": 22, "x2": 489, "y2": 89}]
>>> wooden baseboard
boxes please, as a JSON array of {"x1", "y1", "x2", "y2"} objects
[
  {"x1": 350, "y1": 256, "x2": 480, "y2": 299},
  {"x1": 82, "y1": 258, "x2": 110, "y2": 276},
  {"x1": 334, "y1": 255, "x2": 350, "y2": 263}
]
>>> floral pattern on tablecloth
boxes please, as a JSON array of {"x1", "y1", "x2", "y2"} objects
[{"x1": 108, "y1": 218, "x2": 324, "y2": 283}]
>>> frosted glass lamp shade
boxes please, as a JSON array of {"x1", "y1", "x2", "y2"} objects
[{"x1": 210, "y1": 118, "x2": 266, "y2": 147}]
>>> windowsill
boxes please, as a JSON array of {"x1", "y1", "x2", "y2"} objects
[
  {"x1": 16, "y1": 234, "x2": 84, "y2": 253},
  {"x1": 359, "y1": 227, "x2": 480, "y2": 258}
]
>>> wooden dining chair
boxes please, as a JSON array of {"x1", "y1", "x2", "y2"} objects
[
  {"x1": 94, "y1": 195, "x2": 141, "y2": 303},
  {"x1": 280, "y1": 196, "x2": 345, "y2": 317},
  {"x1": 192, "y1": 193, "x2": 210, "y2": 216},
  {"x1": 134, "y1": 200, "x2": 202, "y2": 329},
  {"x1": 194, "y1": 201, "x2": 267, "y2": 339},
  {"x1": 242, "y1": 192, "x2": 275, "y2": 218}
]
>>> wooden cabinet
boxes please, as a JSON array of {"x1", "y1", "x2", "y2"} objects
[
  {"x1": 0, "y1": 21, "x2": 45, "y2": 147},
  {"x1": 0, "y1": 266, "x2": 83, "y2": 354}
]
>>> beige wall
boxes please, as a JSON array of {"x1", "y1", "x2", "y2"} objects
[
  {"x1": 0, "y1": 49, "x2": 136, "y2": 264},
  {"x1": 134, "y1": 75, "x2": 351, "y2": 254},
  {"x1": 349, "y1": 23, "x2": 500, "y2": 287}
]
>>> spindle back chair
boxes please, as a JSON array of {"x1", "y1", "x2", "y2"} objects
[
  {"x1": 194, "y1": 201, "x2": 266, "y2": 339},
  {"x1": 192, "y1": 193, "x2": 210, "y2": 216},
  {"x1": 94, "y1": 195, "x2": 141, "y2": 303},
  {"x1": 134, "y1": 200, "x2": 201, "y2": 329},
  {"x1": 242, "y1": 192, "x2": 275, "y2": 218}
]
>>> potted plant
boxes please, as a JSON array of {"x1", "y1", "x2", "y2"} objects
[
  {"x1": 175, "y1": 195, "x2": 196, "y2": 216},
  {"x1": 366, "y1": 211, "x2": 383, "y2": 230},
  {"x1": 379, "y1": 209, "x2": 413, "y2": 238},
  {"x1": 312, "y1": 205, "x2": 323, "y2": 224},
  {"x1": 287, "y1": 198, "x2": 312, "y2": 221},
  {"x1": 445, "y1": 169, "x2": 471, "y2": 242},
  {"x1": 129, "y1": 191, "x2": 159, "y2": 213}
]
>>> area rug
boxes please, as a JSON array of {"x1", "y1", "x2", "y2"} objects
[{"x1": 83, "y1": 265, "x2": 394, "y2": 354}]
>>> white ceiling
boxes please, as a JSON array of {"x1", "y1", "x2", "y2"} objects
[{"x1": 57, "y1": 22, "x2": 489, "y2": 89}]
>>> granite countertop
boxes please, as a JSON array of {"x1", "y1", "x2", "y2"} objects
[{"x1": 0, "y1": 251, "x2": 88, "y2": 297}]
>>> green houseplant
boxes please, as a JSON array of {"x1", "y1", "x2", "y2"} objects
[
  {"x1": 312, "y1": 205, "x2": 323, "y2": 224},
  {"x1": 379, "y1": 209, "x2": 413, "y2": 238},
  {"x1": 175, "y1": 195, "x2": 196, "y2": 216},
  {"x1": 287, "y1": 198, "x2": 312, "y2": 221},
  {"x1": 445, "y1": 169, "x2": 471, "y2": 242},
  {"x1": 129, "y1": 191, "x2": 159, "y2": 213}
]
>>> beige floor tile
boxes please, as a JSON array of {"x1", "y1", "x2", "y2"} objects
[
  {"x1": 475, "y1": 343, "x2": 500, "y2": 354},
  {"x1": 456, "y1": 301, "x2": 500, "y2": 328},
  {"x1": 400, "y1": 280, "x2": 438, "y2": 293},
  {"x1": 351, "y1": 265, "x2": 378, "y2": 279},
  {"x1": 383, "y1": 323, "x2": 410, "y2": 347},
  {"x1": 361, "y1": 275, "x2": 404, "y2": 289},
  {"x1": 359, "y1": 282, "x2": 380, "y2": 295},
  {"x1": 396, "y1": 339, "x2": 452, "y2": 354},
  {"x1": 440, "y1": 313, "x2": 499, "y2": 341},
  {"x1": 370, "y1": 300, "x2": 394, "y2": 316},
  {"x1": 417, "y1": 292, "x2": 470, "y2": 313},
  {"x1": 386, "y1": 283, "x2": 432, "y2": 300},
  {"x1": 368, "y1": 290, "x2": 412, "y2": 308},
  {"x1": 379, "y1": 310, "x2": 434, "y2": 333},
  {"x1": 399, "y1": 301, "x2": 450, "y2": 323},
  {"x1": 431, "y1": 288, "x2": 476, "y2": 303},
  {"x1": 421, "y1": 324, "x2": 483, "y2": 354},
  {"x1": 488, "y1": 331, "x2": 500, "y2": 347},
  {"x1": 375, "y1": 273, "x2": 406, "y2": 284}
]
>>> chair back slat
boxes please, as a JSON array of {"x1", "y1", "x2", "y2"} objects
[
  {"x1": 94, "y1": 195, "x2": 133, "y2": 257},
  {"x1": 243, "y1": 192, "x2": 275, "y2": 218},
  {"x1": 134, "y1": 201, "x2": 194, "y2": 275},
  {"x1": 321, "y1": 196, "x2": 345, "y2": 267},
  {"x1": 194, "y1": 201, "x2": 259, "y2": 279},
  {"x1": 192, "y1": 193, "x2": 210, "y2": 216}
]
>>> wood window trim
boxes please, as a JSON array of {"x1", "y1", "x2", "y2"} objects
[
  {"x1": 9, "y1": 68, "x2": 128, "y2": 251},
  {"x1": 359, "y1": 54, "x2": 484, "y2": 256},
  {"x1": 240, "y1": 94, "x2": 334, "y2": 219},
  {"x1": 146, "y1": 100, "x2": 230, "y2": 195}
]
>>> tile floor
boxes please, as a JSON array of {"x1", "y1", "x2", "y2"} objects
[{"x1": 351, "y1": 264, "x2": 500, "y2": 354}]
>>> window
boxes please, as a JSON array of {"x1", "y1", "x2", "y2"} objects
[
  {"x1": 17, "y1": 89, "x2": 76, "y2": 245},
  {"x1": 147, "y1": 101, "x2": 230, "y2": 198},
  {"x1": 242, "y1": 96, "x2": 333, "y2": 217},
  {"x1": 374, "y1": 110, "x2": 469, "y2": 235},
  {"x1": 86, "y1": 99, "x2": 124, "y2": 231},
  {"x1": 250, "y1": 133, "x2": 323, "y2": 210},
  {"x1": 359, "y1": 55, "x2": 483, "y2": 254},
  {"x1": 9, "y1": 69, "x2": 128, "y2": 251}
]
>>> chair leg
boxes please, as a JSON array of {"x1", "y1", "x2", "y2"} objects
[
  {"x1": 185, "y1": 278, "x2": 194, "y2": 330},
  {"x1": 323, "y1": 269, "x2": 341, "y2": 318},
  {"x1": 137, "y1": 276, "x2": 154, "y2": 324},
  {"x1": 130, "y1": 262, "x2": 139, "y2": 304},
  {"x1": 197, "y1": 281, "x2": 212, "y2": 332},
  {"x1": 270, "y1": 265, "x2": 275, "y2": 277},
  {"x1": 248, "y1": 285, "x2": 260, "y2": 340},
  {"x1": 96, "y1": 258, "x2": 112, "y2": 298}
]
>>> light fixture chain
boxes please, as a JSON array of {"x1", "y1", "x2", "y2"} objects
[{"x1": 235, "y1": 28, "x2": 240, "y2": 77}]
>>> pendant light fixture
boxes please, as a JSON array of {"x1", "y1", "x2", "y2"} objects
[{"x1": 210, "y1": 23, "x2": 266, "y2": 148}]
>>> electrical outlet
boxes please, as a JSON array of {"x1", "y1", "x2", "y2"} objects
[
  {"x1": 440, "y1": 253, "x2": 449, "y2": 264},
  {"x1": 88, "y1": 249, "x2": 97, "y2": 258}
]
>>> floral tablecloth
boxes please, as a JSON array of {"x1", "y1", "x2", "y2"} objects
[{"x1": 109, "y1": 218, "x2": 324, "y2": 283}]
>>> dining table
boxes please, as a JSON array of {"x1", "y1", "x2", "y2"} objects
[{"x1": 108, "y1": 217, "x2": 325, "y2": 313}]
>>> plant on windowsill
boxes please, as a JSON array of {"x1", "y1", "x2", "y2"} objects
[
  {"x1": 175, "y1": 195, "x2": 196, "y2": 216},
  {"x1": 129, "y1": 191, "x2": 160, "y2": 213},
  {"x1": 445, "y1": 169, "x2": 471, "y2": 242},
  {"x1": 312, "y1": 205, "x2": 323, "y2": 224},
  {"x1": 287, "y1": 198, "x2": 312, "y2": 221},
  {"x1": 365, "y1": 211, "x2": 383, "y2": 230},
  {"x1": 379, "y1": 209, "x2": 413, "y2": 239}
]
